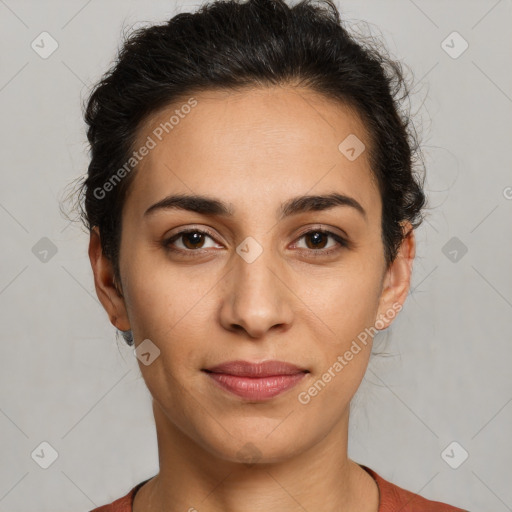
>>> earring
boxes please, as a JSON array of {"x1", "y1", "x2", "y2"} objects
[{"x1": 117, "y1": 328, "x2": 134, "y2": 346}]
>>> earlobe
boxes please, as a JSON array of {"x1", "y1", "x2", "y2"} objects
[
  {"x1": 375, "y1": 222, "x2": 416, "y2": 330},
  {"x1": 88, "y1": 227, "x2": 131, "y2": 332}
]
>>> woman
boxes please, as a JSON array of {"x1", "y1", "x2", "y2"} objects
[{"x1": 76, "y1": 0, "x2": 467, "y2": 509}]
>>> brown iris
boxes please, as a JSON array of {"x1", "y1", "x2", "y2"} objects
[
  {"x1": 181, "y1": 232, "x2": 206, "y2": 249},
  {"x1": 304, "y1": 231, "x2": 328, "y2": 249}
]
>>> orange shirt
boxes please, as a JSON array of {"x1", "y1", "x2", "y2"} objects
[{"x1": 90, "y1": 465, "x2": 467, "y2": 511}]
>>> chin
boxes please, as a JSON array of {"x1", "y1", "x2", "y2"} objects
[{"x1": 195, "y1": 422, "x2": 308, "y2": 466}]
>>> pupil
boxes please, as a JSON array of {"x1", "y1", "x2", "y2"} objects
[
  {"x1": 307, "y1": 232, "x2": 326, "y2": 249},
  {"x1": 184, "y1": 232, "x2": 203, "y2": 249}
]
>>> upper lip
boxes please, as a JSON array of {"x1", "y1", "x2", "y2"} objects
[{"x1": 203, "y1": 360, "x2": 309, "y2": 377}]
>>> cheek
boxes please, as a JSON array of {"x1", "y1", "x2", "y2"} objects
[
  {"x1": 292, "y1": 263, "x2": 382, "y2": 401},
  {"x1": 122, "y1": 252, "x2": 219, "y2": 344},
  {"x1": 294, "y1": 263, "x2": 383, "y2": 345},
  {"x1": 293, "y1": 273, "x2": 379, "y2": 426},
  {"x1": 121, "y1": 251, "x2": 221, "y2": 397},
  {"x1": 121, "y1": 262, "x2": 214, "y2": 430}
]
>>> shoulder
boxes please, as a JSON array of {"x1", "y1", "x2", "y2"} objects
[
  {"x1": 360, "y1": 465, "x2": 468, "y2": 512},
  {"x1": 88, "y1": 479, "x2": 149, "y2": 512},
  {"x1": 87, "y1": 469, "x2": 468, "y2": 512}
]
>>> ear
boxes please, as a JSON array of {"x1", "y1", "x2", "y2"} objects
[
  {"x1": 88, "y1": 226, "x2": 131, "y2": 332},
  {"x1": 375, "y1": 221, "x2": 416, "y2": 330}
]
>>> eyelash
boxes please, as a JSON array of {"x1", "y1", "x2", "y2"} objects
[{"x1": 162, "y1": 227, "x2": 350, "y2": 257}]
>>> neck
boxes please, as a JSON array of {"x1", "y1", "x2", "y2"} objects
[{"x1": 133, "y1": 400, "x2": 379, "y2": 512}]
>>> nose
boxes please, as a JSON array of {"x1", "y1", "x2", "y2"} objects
[{"x1": 218, "y1": 248, "x2": 294, "y2": 339}]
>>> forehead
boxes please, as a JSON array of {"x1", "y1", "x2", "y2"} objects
[{"x1": 126, "y1": 86, "x2": 381, "y2": 222}]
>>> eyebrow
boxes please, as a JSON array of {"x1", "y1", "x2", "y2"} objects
[{"x1": 144, "y1": 192, "x2": 367, "y2": 221}]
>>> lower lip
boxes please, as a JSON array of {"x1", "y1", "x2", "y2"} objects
[{"x1": 204, "y1": 371, "x2": 307, "y2": 401}]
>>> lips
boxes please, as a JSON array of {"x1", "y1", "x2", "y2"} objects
[
  {"x1": 202, "y1": 360, "x2": 309, "y2": 401},
  {"x1": 204, "y1": 360, "x2": 308, "y2": 377}
]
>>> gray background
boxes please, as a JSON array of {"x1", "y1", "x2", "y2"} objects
[{"x1": 0, "y1": 0, "x2": 511, "y2": 510}]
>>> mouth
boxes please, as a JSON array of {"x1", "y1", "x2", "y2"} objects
[{"x1": 202, "y1": 360, "x2": 309, "y2": 401}]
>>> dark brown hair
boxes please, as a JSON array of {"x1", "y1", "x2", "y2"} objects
[{"x1": 65, "y1": 0, "x2": 426, "y2": 344}]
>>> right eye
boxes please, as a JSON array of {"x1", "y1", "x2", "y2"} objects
[{"x1": 162, "y1": 228, "x2": 223, "y2": 254}]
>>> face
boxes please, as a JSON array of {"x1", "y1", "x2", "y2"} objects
[{"x1": 90, "y1": 86, "x2": 414, "y2": 464}]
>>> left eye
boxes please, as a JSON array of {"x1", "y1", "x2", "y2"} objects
[{"x1": 294, "y1": 229, "x2": 347, "y2": 251}]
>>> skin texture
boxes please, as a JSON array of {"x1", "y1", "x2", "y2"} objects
[{"x1": 89, "y1": 86, "x2": 415, "y2": 512}]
